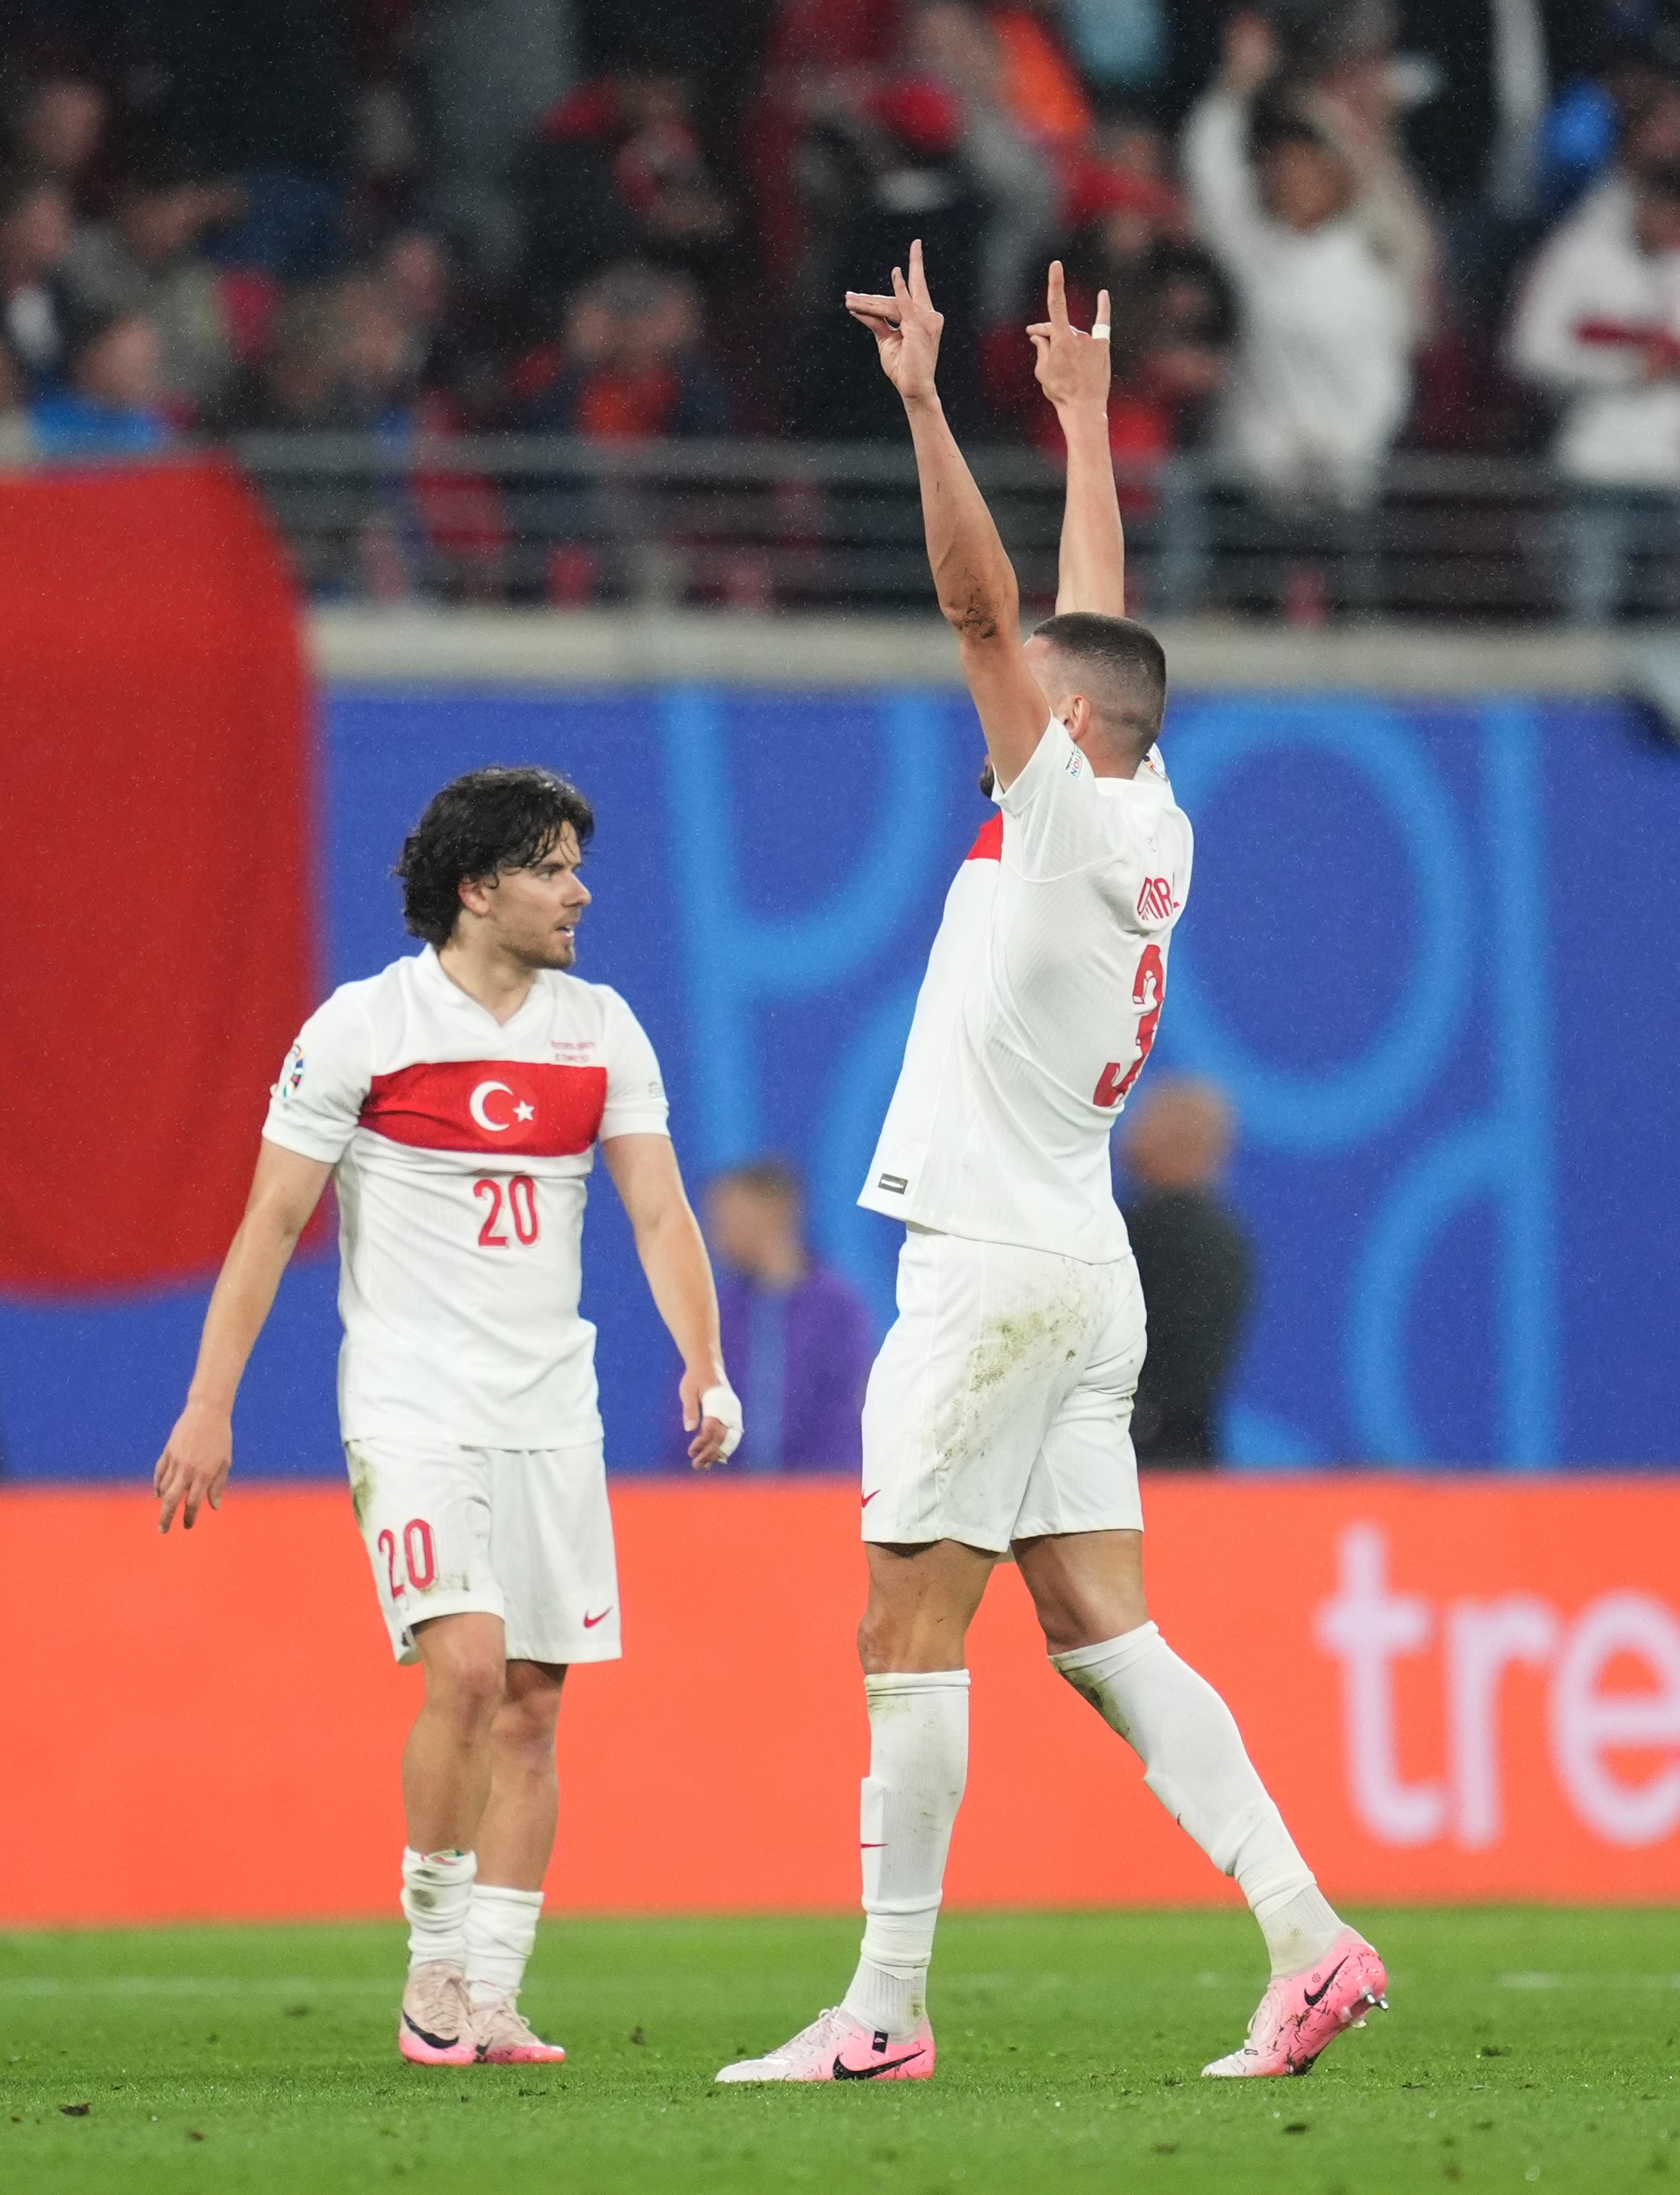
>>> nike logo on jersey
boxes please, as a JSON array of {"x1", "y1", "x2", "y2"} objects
[
  {"x1": 861, "y1": 1490, "x2": 880, "y2": 1508},
  {"x1": 582, "y1": 1607, "x2": 613, "y2": 1629},
  {"x1": 1301, "y1": 1959, "x2": 1347, "y2": 2010},
  {"x1": 834, "y1": 2050, "x2": 922, "y2": 2080}
]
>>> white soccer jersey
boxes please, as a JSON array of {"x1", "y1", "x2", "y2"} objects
[
  {"x1": 262, "y1": 946, "x2": 670, "y2": 1447},
  {"x1": 860, "y1": 718, "x2": 1193, "y2": 1262}
]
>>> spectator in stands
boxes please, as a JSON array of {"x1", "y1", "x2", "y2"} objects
[
  {"x1": 782, "y1": 50, "x2": 988, "y2": 437},
  {"x1": 511, "y1": 62, "x2": 736, "y2": 329},
  {"x1": 1182, "y1": 12, "x2": 1426, "y2": 514},
  {"x1": 66, "y1": 154, "x2": 232, "y2": 418},
  {"x1": 8, "y1": 73, "x2": 109, "y2": 215},
  {"x1": 909, "y1": 1, "x2": 1062, "y2": 326},
  {"x1": 514, "y1": 262, "x2": 729, "y2": 437},
  {"x1": 1117, "y1": 1077, "x2": 1251, "y2": 1469},
  {"x1": 0, "y1": 170, "x2": 75, "y2": 389},
  {"x1": 407, "y1": 0, "x2": 578, "y2": 278},
  {"x1": 671, "y1": 1158, "x2": 874, "y2": 1473},
  {"x1": 1509, "y1": 158, "x2": 1680, "y2": 621},
  {"x1": 215, "y1": 286, "x2": 358, "y2": 431},
  {"x1": 30, "y1": 305, "x2": 171, "y2": 459}
]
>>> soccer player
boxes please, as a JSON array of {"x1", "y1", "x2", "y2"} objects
[
  {"x1": 154, "y1": 766, "x2": 742, "y2": 2067},
  {"x1": 716, "y1": 252, "x2": 1386, "y2": 2086}
]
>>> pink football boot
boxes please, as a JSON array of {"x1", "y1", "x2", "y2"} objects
[
  {"x1": 1202, "y1": 1928, "x2": 1389, "y2": 2078},
  {"x1": 468, "y1": 1992, "x2": 567, "y2": 2064},
  {"x1": 716, "y1": 2006, "x2": 936, "y2": 2084},
  {"x1": 398, "y1": 1962, "x2": 476, "y2": 2066}
]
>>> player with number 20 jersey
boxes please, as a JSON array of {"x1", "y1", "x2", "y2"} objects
[{"x1": 156, "y1": 766, "x2": 742, "y2": 2073}]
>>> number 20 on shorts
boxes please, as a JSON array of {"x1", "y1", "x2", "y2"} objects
[
  {"x1": 473, "y1": 1174, "x2": 539, "y2": 1247},
  {"x1": 376, "y1": 1518, "x2": 436, "y2": 1599}
]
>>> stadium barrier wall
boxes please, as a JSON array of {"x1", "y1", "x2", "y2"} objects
[
  {"x1": 4, "y1": 1477, "x2": 1676, "y2": 1925},
  {"x1": 4, "y1": 679, "x2": 1678, "y2": 1476}
]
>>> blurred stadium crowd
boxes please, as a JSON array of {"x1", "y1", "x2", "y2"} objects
[{"x1": 9, "y1": 0, "x2": 1680, "y2": 617}]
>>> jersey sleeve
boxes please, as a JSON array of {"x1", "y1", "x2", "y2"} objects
[
  {"x1": 261, "y1": 988, "x2": 373, "y2": 1164},
  {"x1": 996, "y1": 716, "x2": 1138, "y2": 878},
  {"x1": 596, "y1": 988, "x2": 671, "y2": 1141}
]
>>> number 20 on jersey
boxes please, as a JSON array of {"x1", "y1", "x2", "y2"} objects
[{"x1": 473, "y1": 1175, "x2": 539, "y2": 1247}]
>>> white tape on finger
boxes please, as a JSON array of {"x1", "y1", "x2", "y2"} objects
[
  {"x1": 700, "y1": 1382, "x2": 744, "y2": 1459},
  {"x1": 1091, "y1": 323, "x2": 1112, "y2": 339}
]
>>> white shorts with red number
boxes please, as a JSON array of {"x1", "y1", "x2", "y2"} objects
[
  {"x1": 861, "y1": 1227, "x2": 1148, "y2": 1555},
  {"x1": 344, "y1": 1437, "x2": 621, "y2": 1666}
]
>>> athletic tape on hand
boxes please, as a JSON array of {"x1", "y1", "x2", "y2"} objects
[
  {"x1": 1091, "y1": 323, "x2": 1111, "y2": 339},
  {"x1": 700, "y1": 1382, "x2": 744, "y2": 1459}
]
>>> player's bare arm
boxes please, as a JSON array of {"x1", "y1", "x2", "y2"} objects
[
  {"x1": 1027, "y1": 260, "x2": 1126, "y2": 616},
  {"x1": 845, "y1": 239, "x2": 1048, "y2": 790},
  {"x1": 600, "y1": 1133, "x2": 739, "y2": 1469},
  {"x1": 154, "y1": 1141, "x2": 331, "y2": 1531}
]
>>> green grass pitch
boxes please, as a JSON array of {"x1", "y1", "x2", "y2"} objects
[{"x1": 2, "y1": 1909, "x2": 1676, "y2": 2194}]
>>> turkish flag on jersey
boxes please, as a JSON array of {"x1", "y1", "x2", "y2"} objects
[{"x1": 0, "y1": 461, "x2": 315, "y2": 1289}]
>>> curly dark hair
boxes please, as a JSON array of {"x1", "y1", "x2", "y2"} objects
[{"x1": 394, "y1": 766, "x2": 595, "y2": 946}]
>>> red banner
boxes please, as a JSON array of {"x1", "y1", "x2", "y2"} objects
[
  {"x1": 1, "y1": 1478, "x2": 1675, "y2": 1924},
  {"x1": 0, "y1": 460, "x2": 313, "y2": 1289}
]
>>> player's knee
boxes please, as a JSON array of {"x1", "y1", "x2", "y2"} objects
[
  {"x1": 494, "y1": 1687, "x2": 563, "y2": 1767},
  {"x1": 424, "y1": 1645, "x2": 507, "y2": 1728}
]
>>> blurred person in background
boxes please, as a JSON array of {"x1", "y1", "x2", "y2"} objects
[
  {"x1": 510, "y1": 59, "x2": 737, "y2": 332},
  {"x1": 7, "y1": 71, "x2": 108, "y2": 215},
  {"x1": 512, "y1": 261, "x2": 730, "y2": 437},
  {"x1": 908, "y1": 1, "x2": 1062, "y2": 331},
  {"x1": 66, "y1": 151, "x2": 231, "y2": 419},
  {"x1": 0, "y1": 168, "x2": 75, "y2": 388},
  {"x1": 669, "y1": 1158, "x2": 874, "y2": 1473},
  {"x1": 1182, "y1": 12, "x2": 1428, "y2": 611},
  {"x1": 1509, "y1": 156, "x2": 1680, "y2": 621},
  {"x1": 1062, "y1": 165, "x2": 1233, "y2": 611},
  {"x1": 407, "y1": 0, "x2": 578, "y2": 281},
  {"x1": 214, "y1": 284, "x2": 358, "y2": 431},
  {"x1": 1117, "y1": 1076, "x2": 1251, "y2": 1468},
  {"x1": 30, "y1": 302, "x2": 170, "y2": 458},
  {"x1": 1062, "y1": 0, "x2": 1170, "y2": 113}
]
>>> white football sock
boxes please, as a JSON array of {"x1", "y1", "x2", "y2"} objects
[
  {"x1": 465, "y1": 1884, "x2": 545, "y2": 2006},
  {"x1": 401, "y1": 1847, "x2": 476, "y2": 1972},
  {"x1": 1050, "y1": 1623, "x2": 1342, "y2": 1978},
  {"x1": 840, "y1": 1669, "x2": 969, "y2": 2037}
]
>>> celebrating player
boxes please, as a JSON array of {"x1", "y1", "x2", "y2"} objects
[
  {"x1": 154, "y1": 766, "x2": 742, "y2": 2067},
  {"x1": 716, "y1": 253, "x2": 1386, "y2": 2086}
]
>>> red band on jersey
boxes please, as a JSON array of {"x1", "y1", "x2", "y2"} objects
[
  {"x1": 964, "y1": 813, "x2": 1004, "y2": 862},
  {"x1": 360, "y1": 1060, "x2": 608, "y2": 1155}
]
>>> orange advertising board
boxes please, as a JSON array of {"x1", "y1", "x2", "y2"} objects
[{"x1": 1, "y1": 1478, "x2": 1676, "y2": 1925}]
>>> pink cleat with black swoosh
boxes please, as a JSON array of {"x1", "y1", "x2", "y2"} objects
[
  {"x1": 716, "y1": 2006, "x2": 935, "y2": 2084},
  {"x1": 1201, "y1": 1928, "x2": 1389, "y2": 2078}
]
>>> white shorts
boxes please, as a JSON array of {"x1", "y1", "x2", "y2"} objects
[
  {"x1": 861, "y1": 1229, "x2": 1147, "y2": 1554},
  {"x1": 344, "y1": 1437, "x2": 621, "y2": 1666}
]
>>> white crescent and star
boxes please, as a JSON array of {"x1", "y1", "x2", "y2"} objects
[{"x1": 468, "y1": 1079, "x2": 536, "y2": 1132}]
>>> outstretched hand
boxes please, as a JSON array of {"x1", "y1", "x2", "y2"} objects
[
  {"x1": 1027, "y1": 260, "x2": 1111, "y2": 416},
  {"x1": 845, "y1": 236, "x2": 944, "y2": 402}
]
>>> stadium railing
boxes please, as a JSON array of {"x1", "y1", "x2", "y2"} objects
[{"x1": 228, "y1": 435, "x2": 1663, "y2": 624}]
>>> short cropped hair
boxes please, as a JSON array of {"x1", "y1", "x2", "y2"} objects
[
  {"x1": 395, "y1": 765, "x2": 595, "y2": 946},
  {"x1": 1031, "y1": 611, "x2": 1167, "y2": 752},
  {"x1": 711, "y1": 1156, "x2": 803, "y2": 1205}
]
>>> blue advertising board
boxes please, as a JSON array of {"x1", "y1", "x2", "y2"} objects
[{"x1": 2, "y1": 684, "x2": 1676, "y2": 1478}]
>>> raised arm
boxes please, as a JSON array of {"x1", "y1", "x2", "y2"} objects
[
  {"x1": 1027, "y1": 260, "x2": 1125, "y2": 614},
  {"x1": 154, "y1": 1140, "x2": 332, "y2": 1530},
  {"x1": 845, "y1": 239, "x2": 1048, "y2": 790}
]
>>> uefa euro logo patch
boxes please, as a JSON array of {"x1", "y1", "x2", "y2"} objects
[{"x1": 284, "y1": 1044, "x2": 305, "y2": 1096}]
